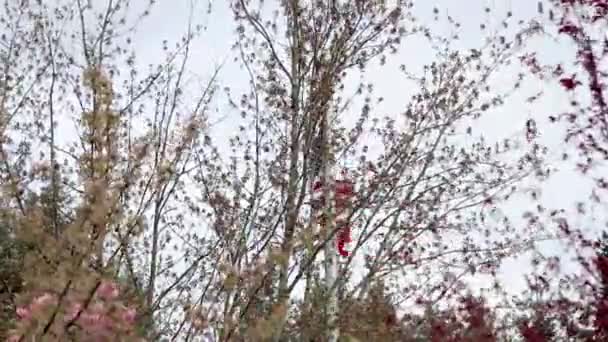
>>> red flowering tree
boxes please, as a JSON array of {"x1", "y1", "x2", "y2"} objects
[{"x1": 514, "y1": 0, "x2": 608, "y2": 340}]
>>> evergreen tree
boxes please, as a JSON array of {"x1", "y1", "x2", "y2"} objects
[{"x1": 0, "y1": 219, "x2": 25, "y2": 339}]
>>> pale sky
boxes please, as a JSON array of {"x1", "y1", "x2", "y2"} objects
[
  {"x1": 122, "y1": 0, "x2": 605, "y2": 304},
  {"x1": 42, "y1": 0, "x2": 608, "y2": 332}
]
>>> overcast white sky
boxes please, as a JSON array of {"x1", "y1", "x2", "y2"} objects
[
  {"x1": 48, "y1": 0, "x2": 608, "y2": 317},
  {"x1": 130, "y1": 0, "x2": 601, "y2": 293}
]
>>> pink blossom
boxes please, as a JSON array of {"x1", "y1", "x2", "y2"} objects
[
  {"x1": 14, "y1": 286, "x2": 140, "y2": 340},
  {"x1": 16, "y1": 306, "x2": 31, "y2": 320},
  {"x1": 31, "y1": 292, "x2": 56, "y2": 310},
  {"x1": 121, "y1": 307, "x2": 137, "y2": 324},
  {"x1": 80, "y1": 312, "x2": 106, "y2": 328},
  {"x1": 89, "y1": 301, "x2": 107, "y2": 315},
  {"x1": 96, "y1": 280, "x2": 120, "y2": 300},
  {"x1": 64, "y1": 302, "x2": 84, "y2": 322},
  {"x1": 7, "y1": 333, "x2": 21, "y2": 342}
]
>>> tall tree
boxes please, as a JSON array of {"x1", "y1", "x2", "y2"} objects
[
  {"x1": 0, "y1": 0, "x2": 217, "y2": 339},
  {"x1": 504, "y1": 0, "x2": 608, "y2": 340},
  {"x1": 209, "y1": 0, "x2": 545, "y2": 340},
  {"x1": 0, "y1": 0, "x2": 555, "y2": 340}
]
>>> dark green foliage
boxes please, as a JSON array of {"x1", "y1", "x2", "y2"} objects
[{"x1": 0, "y1": 220, "x2": 26, "y2": 339}]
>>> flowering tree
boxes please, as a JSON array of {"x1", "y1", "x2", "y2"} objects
[
  {"x1": 0, "y1": 0, "x2": 216, "y2": 339},
  {"x1": 461, "y1": 0, "x2": 608, "y2": 340},
  {"x1": 5, "y1": 0, "x2": 607, "y2": 341},
  {"x1": 506, "y1": 0, "x2": 608, "y2": 341},
  {"x1": 8, "y1": 281, "x2": 139, "y2": 341},
  {"x1": 216, "y1": 0, "x2": 548, "y2": 340}
]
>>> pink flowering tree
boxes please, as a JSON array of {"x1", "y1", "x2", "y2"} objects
[{"x1": 8, "y1": 280, "x2": 141, "y2": 341}]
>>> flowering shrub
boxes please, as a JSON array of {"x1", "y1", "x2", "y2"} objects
[{"x1": 8, "y1": 280, "x2": 142, "y2": 342}]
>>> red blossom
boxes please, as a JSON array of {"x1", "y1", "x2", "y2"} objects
[
  {"x1": 312, "y1": 178, "x2": 355, "y2": 257},
  {"x1": 519, "y1": 324, "x2": 549, "y2": 342},
  {"x1": 559, "y1": 76, "x2": 582, "y2": 90},
  {"x1": 558, "y1": 22, "x2": 580, "y2": 36},
  {"x1": 336, "y1": 226, "x2": 352, "y2": 257}
]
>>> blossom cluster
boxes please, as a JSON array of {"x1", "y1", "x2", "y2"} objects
[{"x1": 8, "y1": 280, "x2": 140, "y2": 341}]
